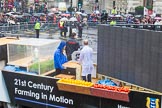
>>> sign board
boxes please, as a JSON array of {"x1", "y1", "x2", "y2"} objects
[
  {"x1": 58, "y1": 2, "x2": 67, "y2": 11},
  {"x1": 2, "y1": 70, "x2": 161, "y2": 108}
]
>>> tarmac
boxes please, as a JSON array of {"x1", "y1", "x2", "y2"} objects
[{"x1": 5, "y1": 27, "x2": 98, "y2": 63}]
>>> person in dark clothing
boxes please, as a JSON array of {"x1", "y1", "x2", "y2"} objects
[
  {"x1": 65, "y1": 32, "x2": 80, "y2": 61},
  {"x1": 63, "y1": 21, "x2": 68, "y2": 38},
  {"x1": 54, "y1": 41, "x2": 68, "y2": 74},
  {"x1": 69, "y1": 22, "x2": 77, "y2": 37},
  {"x1": 77, "y1": 21, "x2": 83, "y2": 38}
]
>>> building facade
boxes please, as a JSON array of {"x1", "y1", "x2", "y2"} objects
[
  {"x1": 153, "y1": 0, "x2": 162, "y2": 14},
  {"x1": 42, "y1": 0, "x2": 162, "y2": 14},
  {"x1": 98, "y1": 0, "x2": 143, "y2": 14},
  {"x1": 97, "y1": 0, "x2": 162, "y2": 14}
]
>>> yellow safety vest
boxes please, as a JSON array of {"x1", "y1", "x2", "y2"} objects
[
  {"x1": 110, "y1": 21, "x2": 116, "y2": 25},
  {"x1": 34, "y1": 22, "x2": 40, "y2": 30},
  {"x1": 111, "y1": 9, "x2": 117, "y2": 14},
  {"x1": 59, "y1": 21, "x2": 64, "y2": 28}
]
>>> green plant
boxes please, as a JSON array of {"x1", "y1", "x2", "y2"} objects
[
  {"x1": 29, "y1": 59, "x2": 54, "y2": 74},
  {"x1": 135, "y1": 6, "x2": 144, "y2": 15}
]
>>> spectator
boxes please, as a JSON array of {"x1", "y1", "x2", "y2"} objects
[
  {"x1": 65, "y1": 32, "x2": 80, "y2": 61},
  {"x1": 34, "y1": 19, "x2": 41, "y2": 38},
  {"x1": 111, "y1": 7, "x2": 117, "y2": 15},
  {"x1": 77, "y1": 21, "x2": 83, "y2": 38},
  {"x1": 58, "y1": 20, "x2": 64, "y2": 37},
  {"x1": 110, "y1": 19, "x2": 116, "y2": 26},
  {"x1": 63, "y1": 21, "x2": 68, "y2": 38},
  {"x1": 79, "y1": 39, "x2": 94, "y2": 82},
  {"x1": 69, "y1": 21, "x2": 77, "y2": 37}
]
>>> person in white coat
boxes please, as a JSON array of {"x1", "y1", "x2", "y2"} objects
[{"x1": 79, "y1": 39, "x2": 94, "y2": 82}]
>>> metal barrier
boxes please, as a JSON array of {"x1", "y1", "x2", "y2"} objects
[
  {"x1": 110, "y1": 24, "x2": 162, "y2": 31},
  {"x1": 0, "y1": 23, "x2": 59, "y2": 36}
]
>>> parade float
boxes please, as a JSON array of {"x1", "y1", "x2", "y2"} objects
[{"x1": 1, "y1": 23, "x2": 162, "y2": 108}]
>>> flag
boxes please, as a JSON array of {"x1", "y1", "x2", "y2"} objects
[{"x1": 144, "y1": 7, "x2": 148, "y2": 15}]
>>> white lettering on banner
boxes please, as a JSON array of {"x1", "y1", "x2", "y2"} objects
[
  {"x1": 118, "y1": 104, "x2": 130, "y2": 108},
  {"x1": 15, "y1": 88, "x2": 40, "y2": 100},
  {"x1": 14, "y1": 79, "x2": 26, "y2": 86},
  {"x1": 49, "y1": 94, "x2": 73, "y2": 105},
  {"x1": 14, "y1": 79, "x2": 74, "y2": 105},
  {"x1": 28, "y1": 81, "x2": 54, "y2": 93},
  {"x1": 14, "y1": 79, "x2": 54, "y2": 93}
]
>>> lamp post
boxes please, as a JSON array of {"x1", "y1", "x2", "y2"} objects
[
  {"x1": 70, "y1": 0, "x2": 72, "y2": 9},
  {"x1": 70, "y1": 0, "x2": 72, "y2": 16}
]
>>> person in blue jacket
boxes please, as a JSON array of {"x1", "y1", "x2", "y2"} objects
[{"x1": 54, "y1": 41, "x2": 68, "y2": 74}]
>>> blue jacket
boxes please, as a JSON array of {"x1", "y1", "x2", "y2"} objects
[{"x1": 54, "y1": 41, "x2": 67, "y2": 70}]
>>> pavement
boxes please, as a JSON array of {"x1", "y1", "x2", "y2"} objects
[
  {"x1": 5, "y1": 27, "x2": 98, "y2": 63},
  {"x1": 38, "y1": 27, "x2": 98, "y2": 52},
  {"x1": 42, "y1": 27, "x2": 98, "y2": 64}
]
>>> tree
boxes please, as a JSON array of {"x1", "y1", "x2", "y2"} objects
[
  {"x1": 135, "y1": 6, "x2": 144, "y2": 15},
  {"x1": 68, "y1": 6, "x2": 74, "y2": 12}
]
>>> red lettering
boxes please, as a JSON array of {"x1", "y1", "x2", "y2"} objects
[{"x1": 67, "y1": 42, "x2": 77, "y2": 44}]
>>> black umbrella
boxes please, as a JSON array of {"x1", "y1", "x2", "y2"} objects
[
  {"x1": 23, "y1": 13, "x2": 31, "y2": 17},
  {"x1": 33, "y1": 13, "x2": 46, "y2": 17}
]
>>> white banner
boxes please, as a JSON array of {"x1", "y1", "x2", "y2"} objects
[{"x1": 144, "y1": 7, "x2": 148, "y2": 15}]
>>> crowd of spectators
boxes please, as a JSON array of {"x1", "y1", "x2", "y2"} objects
[{"x1": 125, "y1": 15, "x2": 162, "y2": 30}]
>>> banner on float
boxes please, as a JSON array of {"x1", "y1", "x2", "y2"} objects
[
  {"x1": 2, "y1": 71, "x2": 77, "y2": 108},
  {"x1": 0, "y1": 71, "x2": 10, "y2": 103},
  {"x1": 2, "y1": 70, "x2": 161, "y2": 108}
]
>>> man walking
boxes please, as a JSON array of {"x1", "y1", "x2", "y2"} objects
[
  {"x1": 79, "y1": 39, "x2": 94, "y2": 82},
  {"x1": 34, "y1": 19, "x2": 41, "y2": 38}
]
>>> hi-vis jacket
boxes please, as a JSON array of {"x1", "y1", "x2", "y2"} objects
[{"x1": 34, "y1": 22, "x2": 41, "y2": 30}]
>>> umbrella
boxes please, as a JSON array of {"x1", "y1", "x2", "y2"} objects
[
  {"x1": 115, "y1": 15, "x2": 122, "y2": 17},
  {"x1": 81, "y1": 13, "x2": 87, "y2": 16},
  {"x1": 15, "y1": 15, "x2": 23, "y2": 18},
  {"x1": 5, "y1": 13, "x2": 13, "y2": 16},
  {"x1": 8, "y1": 5, "x2": 13, "y2": 8},
  {"x1": 23, "y1": 13, "x2": 31, "y2": 17},
  {"x1": 40, "y1": 13, "x2": 46, "y2": 16},
  {"x1": 94, "y1": 10, "x2": 100, "y2": 14},
  {"x1": 33, "y1": 13, "x2": 46, "y2": 17},
  {"x1": 154, "y1": 17, "x2": 162, "y2": 20},
  {"x1": 76, "y1": 11, "x2": 82, "y2": 14},
  {"x1": 5, "y1": 12, "x2": 15, "y2": 16},
  {"x1": 69, "y1": 17, "x2": 77, "y2": 22},
  {"x1": 48, "y1": 12, "x2": 54, "y2": 16},
  {"x1": 61, "y1": 13, "x2": 70, "y2": 17},
  {"x1": 60, "y1": 17, "x2": 68, "y2": 21},
  {"x1": 33, "y1": 13, "x2": 41, "y2": 17}
]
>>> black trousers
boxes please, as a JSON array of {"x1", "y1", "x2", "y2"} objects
[
  {"x1": 35, "y1": 29, "x2": 39, "y2": 38},
  {"x1": 67, "y1": 55, "x2": 72, "y2": 61},
  {"x1": 78, "y1": 29, "x2": 82, "y2": 38},
  {"x1": 82, "y1": 74, "x2": 91, "y2": 82}
]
